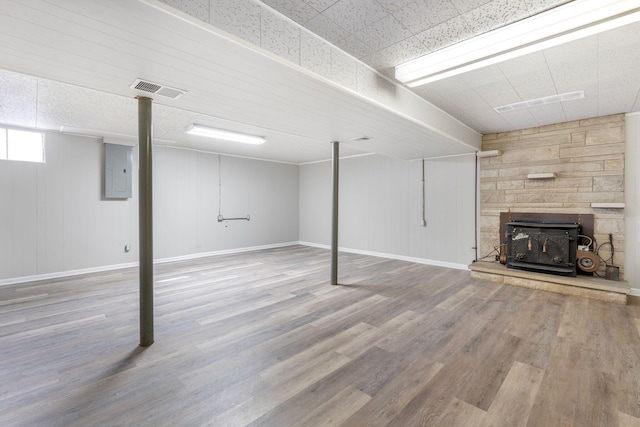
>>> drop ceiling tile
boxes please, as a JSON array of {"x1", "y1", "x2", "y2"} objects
[
  {"x1": 416, "y1": 86, "x2": 503, "y2": 133},
  {"x1": 322, "y1": 0, "x2": 388, "y2": 33},
  {"x1": 303, "y1": 0, "x2": 340, "y2": 13},
  {"x1": 159, "y1": 0, "x2": 210, "y2": 22},
  {"x1": 415, "y1": 75, "x2": 479, "y2": 107},
  {"x1": 598, "y1": 73, "x2": 640, "y2": 116},
  {"x1": 210, "y1": 0, "x2": 262, "y2": 46},
  {"x1": 459, "y1": 64, "x2": 505, "y2": 85},
  {"x1": 598, "y1": 20, "x2": 640, "y2": 48},
  {"x1": 461, "y1": 105, "x2": 511, "y2": 134},
  {"x1": 91, "y1": 95, "x2": 138, "y2": 137},
  {"x1": 462, "y1": 68, "x2": 522, "y2": 108},
  {"x1": 498, "y1": 52, "x2": 556, "y2": 100},
  {"x1": 377, "y1": 75, "x2": 415, "y2": 110},
  {"x1": 304, "y1": 12, "x2": 351, "y2": 45},
  {"x1": 262, "y1": 0, "x2": 319, "y2": 24},
  {"x1": 414, "y1": 16, "x2": 474, "y2": 53},
  {"x1": 352, "y1": 15, "x2": 413, "y2": 53},
  {"x1": 362, "y1": 36, "x2": 427, "y2": 71},
  {"x1": 527, "y1": 102, "x2": 567, "y2": 127},
  {"x1": 36, "y1": 81, "x2": 103, "y2": 130},
  {"x1": 331, "y1": 48, "x2": 358, "y2": 91},
  {"x1": 0, "y1": 69, "x2": 38, "y2": 127},
  {"x1": 597, "y1": 22, "x2": 640, "y2": 80},
  {"x1": 356, "y1": 63, "x2": 379, "y2": 100},
  {"x1": 461, "y1": 0, "x2": 531, "y2": 34},
  {"x1": 392, "y1": 0, "x2": 459, "y2": 34},
  {"x1": 333, "y1": 35, "x2": 377, "y2": 59},
  {"x1": 543, "y1": 35, "x2": 598, "y2": 89},
  {"x1": 523, "y1": 0, "x2": 571, "y2": 13},
  {"x1": 300, "y1": 31, "x2": 332, "y2": 79},
  {"x1": 498, "y1": 109, "x2": 539, "y2": 131},
  {"x1": 561, "y1": 84, "x2": 598, "y2": 122},
  {"x1": 261, "y1": 7, "x2": 301, "y2": 64},
  {"x1": 374, "y1": 0, "x2": 415, "y2": 13},
  {"x1": 449, "y1": 0, "x2": 492, "y2": 14}
]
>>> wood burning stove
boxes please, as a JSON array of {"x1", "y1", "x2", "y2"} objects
[{"x1": 506, "y1": 221, "x2": 579, "y2": 277}]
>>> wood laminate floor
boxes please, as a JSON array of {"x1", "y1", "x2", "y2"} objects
[{"x1": 2, "y1": 245, "x2": 640, "y2": 426}]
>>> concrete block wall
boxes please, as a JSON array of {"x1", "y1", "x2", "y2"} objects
[{"x1": 479, "y1": 113, "x2": 625, "y2": 278}]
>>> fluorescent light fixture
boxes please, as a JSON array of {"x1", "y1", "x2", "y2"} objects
[
  {"x1": 185, "y1": 124, "x2": 265, "y2": 145},
  {"x1": 396, "y1": 0, "x2": 640, "y2": 87}
]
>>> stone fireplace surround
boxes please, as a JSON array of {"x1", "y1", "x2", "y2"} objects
[{"x1": 473, "y1": 113, "x2": 628, "y2": 302}]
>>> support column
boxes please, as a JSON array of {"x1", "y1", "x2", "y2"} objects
[
  {"x1": 138, "y1": 96, "x2": 154, "y2": 347},
  {"x1": 331, "y1": 141, "x2": 339, "y2": 285}
]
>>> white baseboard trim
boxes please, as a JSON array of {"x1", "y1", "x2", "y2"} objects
[
  {"x1": 154, "y1": 242, "x2": 299, "y2": 264},
  {"x1": 0, "y1": 242, "x2": 299, "y2": 287},
  {"x1": 0, "y1": 262, "x2": 139, "y2": 287},
  {"x1": 297, "y1": 241, "x2": 469, "y2": 271},
  {"x1": 629, "y1": 288, "x2": 640, "y2": 297}
]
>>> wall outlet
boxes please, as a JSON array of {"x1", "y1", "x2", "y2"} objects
[{"x1": 124, "y1": 244, "x2": 130, "y2": 253}]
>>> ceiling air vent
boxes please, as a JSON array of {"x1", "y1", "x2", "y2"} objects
[
  {"x1": 494, "y1": 90, "x2": 584, "y2": 114},
  {"x1": 129, "y1": 78, "x2": 186, "y2": 99}
]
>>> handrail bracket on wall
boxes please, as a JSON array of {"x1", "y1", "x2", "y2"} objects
[{"x1": 217, "y1": 214, "x2": 250, "y2": 222}]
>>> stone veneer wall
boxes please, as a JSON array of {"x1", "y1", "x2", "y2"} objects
[{"x1": 479, "y1": 113, "x2": 625, "y2": 278}]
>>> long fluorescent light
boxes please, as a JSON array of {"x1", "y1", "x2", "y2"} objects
[
  {"x1": 185, "y1": 124, "x2": 265, "y2": 145},
  {"x1": 396, "y1": 0, "x2": 640, "y2": 87}
]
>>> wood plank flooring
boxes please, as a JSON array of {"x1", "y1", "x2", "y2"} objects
[{"x1": 2, "y1": 245, "x2": 640, "y2": 426}]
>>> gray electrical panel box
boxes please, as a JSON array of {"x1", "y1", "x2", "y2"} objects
[{"x1": 105, "y1": 143, "x2": 132, "y2": 199}]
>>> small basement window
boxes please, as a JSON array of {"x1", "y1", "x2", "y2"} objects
[{"x1": 0, "y1": 127, "x2": 45, "y2": 163}]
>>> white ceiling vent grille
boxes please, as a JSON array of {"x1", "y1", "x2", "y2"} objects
[
  {"x1": 129, "y1": 78, "x2": 186, "y2": 99},
  {"x1": 494, "y1": 91, "x2": 584, "y2": 113}
]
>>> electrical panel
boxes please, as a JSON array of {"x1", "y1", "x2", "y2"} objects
[{"x1": 105, "y1": 143, "x2": 132, "y2": 199}]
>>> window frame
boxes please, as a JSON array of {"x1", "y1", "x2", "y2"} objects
[{"x1": 0, "y1": 126, "x2": 45, "y2": 163}]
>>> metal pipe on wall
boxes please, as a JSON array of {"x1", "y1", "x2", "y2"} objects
[
  {"x1": 421, "y1": 158, "x2": 427, "y2": 227},
  {"x1": 138, "y1": 96, "x2": 154, "y2": 347},
  {"x1": 330, "y1": 141, "x2": 339, "y2": 285}
]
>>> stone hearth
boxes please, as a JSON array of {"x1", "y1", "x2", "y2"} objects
[{"x1": 469, "y1": 261, "x2": 629, "y2": 304}]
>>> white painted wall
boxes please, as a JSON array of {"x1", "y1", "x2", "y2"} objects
[
  {"x1": 153, "y1": 146, "x2": 299, "y2": 259},
  {"x1": 0, "y1": 132, "x2": 138, "y2": 280},
  {"x1": 299, "y1": 153, "x2": 477, "y2": 268},
  {"x1": 625, "y1": 113, "x2": 640, "y2": 292},
  {"x1": 0, "y1": 132, "x2": 299, "y2": 282}
]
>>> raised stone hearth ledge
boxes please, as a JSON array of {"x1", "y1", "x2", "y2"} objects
[{"x1": 469, "y1": 261, "x2": 629, "y2": 304}]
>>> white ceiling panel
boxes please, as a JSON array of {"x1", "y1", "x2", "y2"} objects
[
  {"x1": 598, "y1": 74, "x2": 640, "y2": 117},
  {"x1": 262, "y1": 0, "x2": 318, "y2": 24},
  {"x1": 3, "y1": 0, "x2": 640, "y2": 157},
  {"x1": 561, "y1": 83, "x2": 599, "y2": 122},
  {"x1": 498, "y1": 109, "x2": 539, "y2": 131},
  {"x1": 460, "y1": 66, "x2": 520, "y2": 107},
  {"x1": 321, "y1": 0, "x2": 388, "y2": 34},
  {"x1": 392, "y1": 0, "x2": 459, "y2": 34},
  {"x1": 460, "y1": 0, "x2": 531, "y2": 34},
  {"x1": 543, "y1": 36, "x2": 598, "y2": 89},
  {"x1": 0, "y1": 0, "x2": 484, "y2": 163},
  {"x1": 498, "y1": 52, "x2": 556, "y2": 101},
  {"x1": 0, "y1": 69, "x2": 38, "y2": 127},
  {"x1": 527, "y1": 103, "x2": 567, "y2": 127},
  {"x1": 351, "y1": 14, "x2": 412, "y2": 53},
  {"x1": 257, "y1": 0, "x2": 639, "y2": 134}
]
